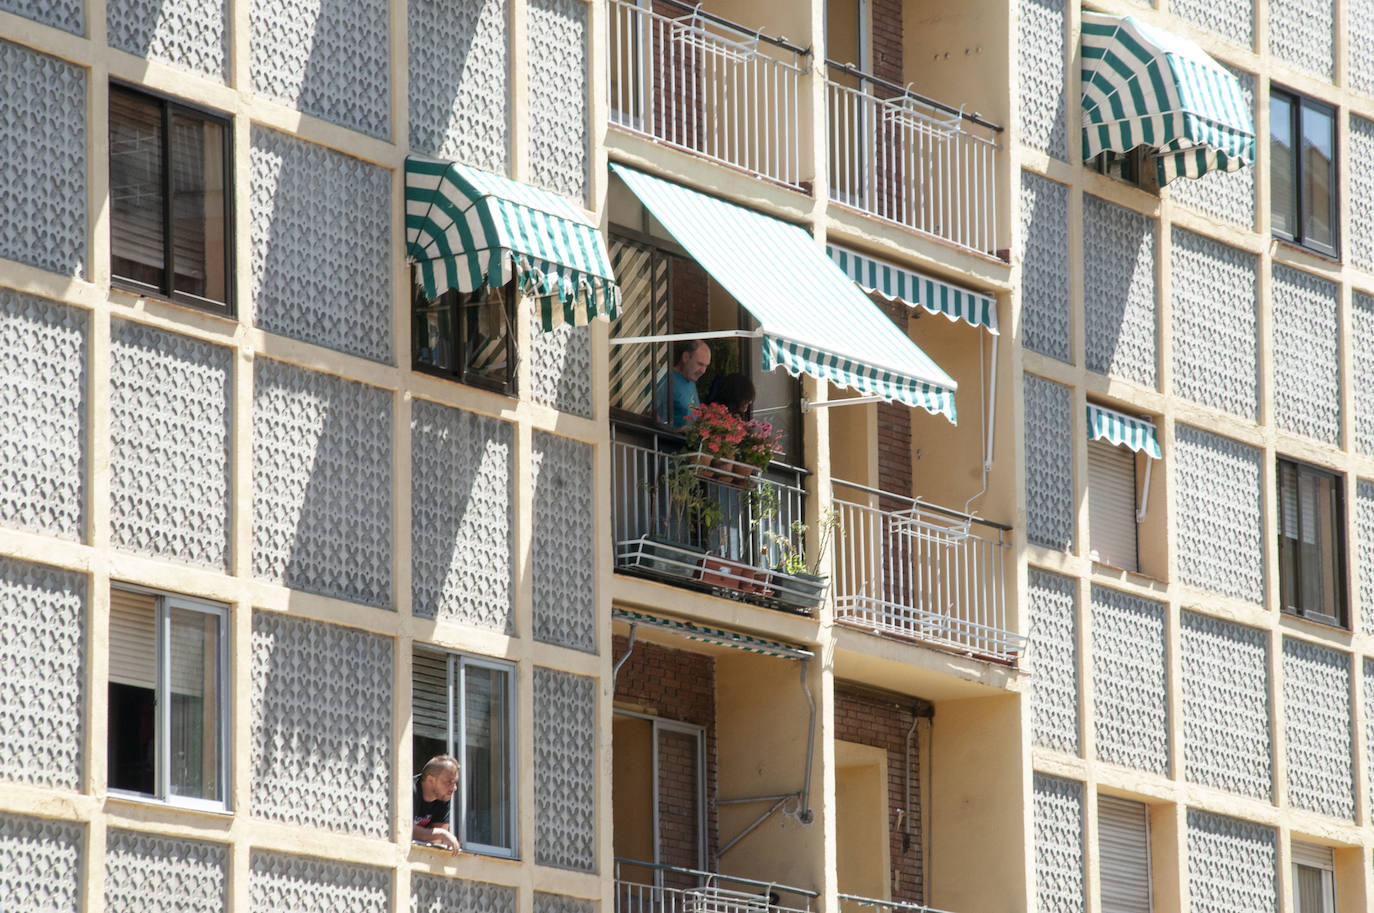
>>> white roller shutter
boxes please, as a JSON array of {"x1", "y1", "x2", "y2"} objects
[
  {"x1": 1088, "y1": 439, "x2": 1139, "y2": 572},
  {"x1": 1291, "y1": 842, "x2": 1333, "y2": 870},
  {"x1": 109, "y1": 589, "x2": 157, "y2": 690},
  {"x1": 413, "y1": 651, "x2": 450, "y2": 741},
  {"x1": 1098, "y1": 795, "x2": 1151, "y2": 913}
]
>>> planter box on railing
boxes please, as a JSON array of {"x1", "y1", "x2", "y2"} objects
[
  {"x1": 618, "y1": 535, "x2": 706, "y2": 580},
  {"x1": 766, "y1": 570, "x2": 827, "y2": 611}
]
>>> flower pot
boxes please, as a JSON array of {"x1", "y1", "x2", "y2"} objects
[
  {"x1": 699, "y1": 554, "x2": 766, "y2": 591},
  {"x1": 768, "y1": 570, "x2": 828, "y2": 611},
  {"x1": 712, "y1": 456, "x2": 761, "y2": 488}
]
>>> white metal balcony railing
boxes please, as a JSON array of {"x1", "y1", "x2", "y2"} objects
[
  {"x1": 832, "y1": 479, "x2": 1023, "y2": 663},
  {"x1": 615, "y1": 859, "x2": 817, "y2": 913},
  {"x1": 838, "y1": 894, "x2": 960, "y2": 913},
  {"x1": 611, "y1": 425, "x2": 820, "y2": 610},
  {"x1": 608, "y1": 0, "x2": 809, "y2": 187},
  {"x1": 826, "y1": 62, "x2": 1001, "y2": 255}
]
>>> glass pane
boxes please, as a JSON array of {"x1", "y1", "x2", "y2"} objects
[
  {"x1": 463, "y1": 664, "x2": 512, "y2": 849},
  {"x1": 1300, "y1": 102, "x2": 1336, "y2": 250},
  {"x1": 108, "y1": 592, "x2": 157, "y2": 795},
  {"x1": 169, "y1": 111, "x2": 227, "y2": 303},
  {"x1": 463, "y1": 285, "x2": 511, "y2": 385},
  {"x1": 414, "y1": 287, "x2": 458, "y2": 372},
  {"x1": 1270, "y1": 94, "x2": 1296, "y2": 238},
  {"x1": 1294, "y1": 864, "x2": 1325, "y2": 913},
  {"x1": 168, "y1": 607, "x2": 221, "y2": 801},
  {"x1": 110, "y1": 89, "x2": 165, "y2": 291},
  {"x1": 1278, "y1": 461, "x2": 1300, "y2": 611}
]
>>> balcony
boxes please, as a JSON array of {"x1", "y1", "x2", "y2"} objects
[
  {"x1": 832, "y1": 480, "x2": 1023, "y2": 664},
  {"x1": 826, "y1": 64, "x2": 1001, "y2": 255},
  {"x1": 612, "y1": 424, "x2": 820, "y2": 612},
  {"x1": 606, "y1": 0, "x2": 1003, "y2": 255},
  {"x1": 615, "y1": 860, "x2": 816, "y2": 913},
  {"x1": 838, "y1": 896, "x2": 959, "y2": 913}
]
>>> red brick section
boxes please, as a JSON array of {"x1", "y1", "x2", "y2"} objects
[
  {"x1": 671, "y1": 257, "x2": 709, "y2": 335},
  {"x1": 613, "y1": 634, "x2": 718, "y2": 874},
  {"x1": 870, "y1": 0, "x2": 905, "y2": 220},
  {"x1": 834, "y1": 687, "x2": 926, "y2": 904},
  {"x1": 651, "y1": 2, "x2": 705, "y2": 149}
]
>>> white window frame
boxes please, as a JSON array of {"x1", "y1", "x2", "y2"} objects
[
  {"x1": 1087, "y1": 437, "x2": 1141, "y2": 572},
  {"x1": 108, "y1": 586, "x2": 230, "y2": 812},
  {"x1": 415, "y1": 648, "x2": 519, "y2": 858},
  {"x1": 1291, "y1": 842, "x2": 1336, "y2": 913}
]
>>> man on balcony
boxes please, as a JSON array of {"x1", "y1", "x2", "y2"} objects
[{"x1": 658, "y1": 338, "x2": 711, "y2": 430}]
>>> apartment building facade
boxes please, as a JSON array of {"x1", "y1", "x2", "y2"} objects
[{"x1": 1, "y1": 0, "x2": 1370, "y2": 912}]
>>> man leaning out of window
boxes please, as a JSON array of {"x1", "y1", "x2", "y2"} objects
[{"x1": 413, "y1": 754, "x2": 462, "y2": 854}]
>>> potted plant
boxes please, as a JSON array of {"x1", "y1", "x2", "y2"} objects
[
  {"x1": 761, "y1": 509, "x2": 842, "y2": 611},
  {"x1": 624, "y1": 454, "x2": 720, "y2": 579},
  {"x1": 683, "y1": 402, "x2": 748, "y2": 484},
  {"x1": 736, "y1": 418, "x2": 783, "y2": 477}
]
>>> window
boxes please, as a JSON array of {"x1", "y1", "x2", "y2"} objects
[
  {"x1": 1087, "y1": 437, "x2": 1139, "y2": 572},
  {"x1": 1292, "y1": 843, "x2": 1335, "y2": 913},
  {"x1": 109, "y1": 84, "x2": 232, "y2": 312},
  {"x1": 1090, "y1": 147, "x2": 1159, "y2": 193},
  {"x1": 1278, "y1": 458, "x2": 1346, "y2": 625},
  {"x1": 612, "y1": 711, "x2": 705, "y2": 885},
  {"x1": 107, "y1": 588, "x2": 227, "y2": 808},
  {"x1": 413, "y1": 649, "x2": 517, "y2": 856},
  {"x1": 1270, "y1": 88, "x2": 1337, "y2": 257},
  {"x1": 412, "y1": 277, "x2": 516, "y2": 394},
  {"x1": 1097, "y1": 795, "x2": 1151, "y2": 913}
]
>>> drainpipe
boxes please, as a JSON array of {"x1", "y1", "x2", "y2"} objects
[
  {"x1": 612, "y1": 624, "x2": 638, "y2": 686},
  {"x1": 798, "y1": 659, "x2": 816, "y2": 824}
]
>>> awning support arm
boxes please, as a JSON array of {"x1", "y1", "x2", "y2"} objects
[
  {"x1": 1136, "y1": 456, "x2": 1153, "y2": 523},
  {"x1": 984, "y1": 333, "x2": 998, "y2": 472},
  {"x1": 799, "y1": 395, "x2": 886, "y2": 412},
  {"x1": 609, "y1": 329, "x2": 764, "y2": 346}
]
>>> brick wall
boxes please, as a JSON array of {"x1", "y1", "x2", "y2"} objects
[
  {"x1": 870, "y1": 0, "x2": 905, "y2": 220},
  {"x1": 834, "y1": 687, "x2": 925, "y2": 904},
  {"x1": 671, "y1": 256, "x2": 709, "y2": 335},
  {"x1": 613, "y1": 634, "x2": 718, "y2": 869},
  {"x1": 650, "y1": 3, "x2": 705, "y2": 149}
]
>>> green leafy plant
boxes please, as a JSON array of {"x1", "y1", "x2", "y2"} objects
[
  {"x1": 762, "y1": 508, "x2": 842, "y2": 576},
  {"x1": 662, "y1": 454, "x2": 723, "y2": 540}
]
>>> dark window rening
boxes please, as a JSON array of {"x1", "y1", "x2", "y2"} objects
[
  {"x1": 1271, "y1": 88, "x2": 1338, "y2": 257},
  {"x1": 1277, "y1": 457, "x2": 1346, "y2": 626}
]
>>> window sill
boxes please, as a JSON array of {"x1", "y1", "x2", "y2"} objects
[
  {"x1": 110, "y1": 282, "x2": 237, "y2": 323},
  {"x1": 1272, "y1": 236, "x2": 1341, "y2": 266},
  {"x1": 105, "y1": 791, "x2": 233, "y2": 820},
  {"x1": 410, "y1": 840, "x2": 519, "y2": 862},
  {"x1": 1279, "y1": 608, "x2": 1349, "y2": 633}
]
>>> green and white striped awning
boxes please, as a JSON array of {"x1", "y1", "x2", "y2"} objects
[
  {"x1": 1081, "y1": 12, "x2": 1255, "y2": 186},
  {"x1": 1088, "y1": 403, "x2": 1161, "y2": 459},
  {"x1": 405, "y1": 156, "x2": 620, "y2": 331},
  {"x1": 613, "y1": 608, "x2": 813, "y2": 660},
  {"x1": 611, "y1": 164, "x2": 958, "y2": 422},
  {"x1": 826, "y1": 243, "x2": 998, "y2": 333}
]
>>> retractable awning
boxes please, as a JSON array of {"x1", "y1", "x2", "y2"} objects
[
  {"x1": 405, "y1": 156, "x2": 620, "y2": 331},
  {"x1": 610, "y1": 164, "x2": 958, "y2": 421},
  {"x1": 826, "y1": 243, "x2": 998, "y2": 333},
  {"x1": 1081, "y1": 12, "x2": 1255, "y2": 186},
  {"x1": 613, "y1": 608, "x2": 812, "y2": 660},
  {"x1": 1087, "y1": 403, "x2": 1161, "y2": 459}
]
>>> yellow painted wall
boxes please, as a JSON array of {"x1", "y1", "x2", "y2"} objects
[
  {"x1": 900, "y1": 0, "x2": 1010, "y2": 132},
  {"x1": 613, "y1": 715, "x2": 657, "y2": 884},
  {"x1": 927, "y1": 693, "x2": 1027, "y2": 913}
]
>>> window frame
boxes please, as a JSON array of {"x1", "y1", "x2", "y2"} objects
[
  {"x1": 1086, "y1": 436, "x2": 1141, "y2": 573},
  {"x1": 1276, "y1": 457, "x2": 1348, "y2": 627},
  {"x1": 1270, "y1": 86, "x2": 1339, "y2": 258},
  {"x1": 1291, "y1": 843, "x2": 1336, "y2": 913},
  {"x1": 413, "y1": 647, "x2": 519, "y2": 858},
  {"x1": 108, "y1": 81, "x2": 235, "y2": 315},
  {"x1": 410, "y1": 271, "x2": 518, "y2": 396},
  {"x1": 107, "y1": 586, "x2": 231, "y2": 813}
]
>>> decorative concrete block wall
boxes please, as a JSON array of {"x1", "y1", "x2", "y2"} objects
[
  {"x1": 1019, "y1": 172, "x2": 1071, "y2": 362},
  {"x1": 0, "y1": 0, "x2": 83, "y2": 33},
  {"x1": 1033, "y1": 773, "x2": 1084, "y2": 913},
  {"x1": 0, "y1": 39, "x2": 86, "y2": 279},
  {"x1": 107, "y1": 0, "x2": 227, "y2": 80},
  {"x1": 1180, "y1": 611, "x2": 1271, "y2": 799},
  {"x1": 1356, "y1": 294, "x2": 1374, "y2": 457},
  {"x1": 534, "y1": 894, "x2": 596, "y2": 913},
  {"x1": 534, "y1": 667, "x2": 597, "y2": 871},
  {"x1": 109, "y1": 321, "x2": 231, "y2": 569},
  {"x1": 1283, "y1": 638, "x2": 1354, "y2": 819},
  {"x1": 1186, "y1": 810, "x2": 1276, "y2": 913},
  {"x1": 250, "y1": 612, "x2": 394, "y2": 838},
  {"x1": 1083, "y1": 195, "x2": 1156, "y2": 388},
  {"x1": 1351, "y1": 118, "x2": 1374, "y2": 273},
  {"x1": 1359, "y1": 480, "x2": 1374, "y2": 634},
  {"x1": 0, "y1": 812, "x2": 83, "y2": 912},
  {"x1": 1024, "y1": 374, "x2": 1074, "y2": 551},
  {"x1": 0, "y1": 289, "x2": 86, "y2": 541},
  {"x1": 249, "y1": 128, "x2": 392, "y2": 363},
  {"x1": 1272, "y1": 264, "x2": 1340, "y2": 444},
  {"x1": 1269, "y1": 0, "x2": 1335, "y2": 81},
  {"x1": 411, "y1": 400, "x2": 513, "y2": 630},
  {"x1": 1353, "y1": 0, "x2": 1374, "y2": 95},
  {"x1": 411, "y1": 875, "x2": 516, "y2": 913},
  {"x1": 407, "y1": 0, "x2": 509, "y2": 173},
  {"x1": 1016, "y1": 0, "x2": 1067, "y2": 159},
  {"x1": 250, "y1": 851, "x2": 390, "y2": 913},
  {"x1": 249, "y1": 0, "x2": 390, "y2": 138},
  {"x1": 1169, "y1": 228, "x2": 1259, "y2": 420},
  {"x1": 1365, "y1": 658, "x2": 1374, "y2": 816},
  {"x1": 527, "y1": 0, "x2": 590, "y2": 203},
  {"x1": 252, "y1": 359, "x2": 393, "y2": 608},
  {"x1": 1091, "y1": 586, "x2": 1167, "y2": 774},
  {"x1": 1173, "y1": 425, "x2": 1263, "y2": 603},
  {"x1": 0, "y1": 557, "x2": 86, "y2": 790},
  {"x1": 1029, "y1": 568, "x2": 1079, "y2": 754},
  {"x1": 105, "y1": 830, "x2": 227, "y2": 913},
  {"x1": 532, "y1": 432, "x2": 596, "y2": 652},
  {"x1": 529, "y1": 322, "x2": 594, "y2": 418},
  {"x1": 1169, "y1": 0, "x2": 1253, "y2": 46},
  {"x1": 1167, "y1": 70, "x2": 1255, "y2": 229}
]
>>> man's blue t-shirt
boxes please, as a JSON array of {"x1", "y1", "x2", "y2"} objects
[{"x1": 657, "y1": 369, "x2": 699, "y2": 429}]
